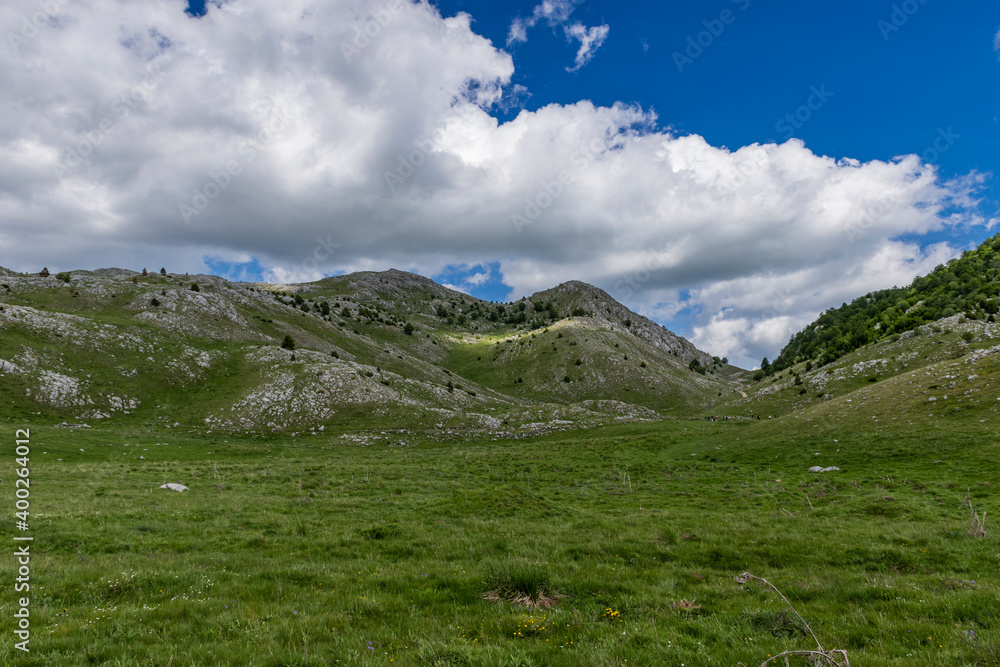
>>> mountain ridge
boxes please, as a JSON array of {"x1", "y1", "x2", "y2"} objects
[{"x1": 0, "y1": 266, "x2": 737, "y2": 434}]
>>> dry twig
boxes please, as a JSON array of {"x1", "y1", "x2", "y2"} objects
[
  {"x1": 735, "y1": 571, "x2": 850, "y2": 667},
  {"x1": 964, "y1": 490, "x2": 987, "y2": 538}
]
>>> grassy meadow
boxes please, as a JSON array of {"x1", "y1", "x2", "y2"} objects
[{"x1": 2, "y1": 408, "x2": 998, "y2": 666}]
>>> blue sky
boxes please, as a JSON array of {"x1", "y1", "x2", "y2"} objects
[
  {"x1": 434, "y1": 0, "x2": 998, "y2": 177},
  {"x1": 5, "y1": 0, "x2": 998, "y2": 366}
]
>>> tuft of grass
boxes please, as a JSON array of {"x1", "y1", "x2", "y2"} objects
[
  {"x1": 418, "y1": 643, "x2": 473, "y2": 666},
  {"x1": 482, "y1": 561, "x2": 559, "y2": 608},
  {"x1": 658, "y1": 525, "x2": 679, "y2": 545},
  {"x1": 743, "y1": 609, "x2": 807, "y2": 638},
  {"x1": 361, "y1": 522, "x2": 402, "y2": 540}
]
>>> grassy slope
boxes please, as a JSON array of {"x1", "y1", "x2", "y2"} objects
[
  {"x1": 711, "y1": 316, "x2": 999, "y2": 419},
  {"x1": 444, "y1": 319, "x2": 729, "y2": 412},
  {"x1": 1, "y1": 402, "x2": 996, "y2": 666}
]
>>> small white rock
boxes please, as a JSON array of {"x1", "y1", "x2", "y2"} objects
[{"x1": 159, "y1": 483, "x2": 188, "y2": 492}]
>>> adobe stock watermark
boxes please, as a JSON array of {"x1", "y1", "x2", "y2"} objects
[
  {"x1": 716, "y1": 144, "x2": 776, "y2": 192},
  {"x1": 705, "y1": 289, "x2": 797, "y2": 374},
  {"x1": 775, "y1": 85, "x2": 833, "y2": 140},
  {"x1": 845, "y1": 186, "x2": 906, "y2": 243},
  {"x1": 844, "y1": 126, "x2": 960, "y2": 242},
  {"x1": 384, "y1": 104, "x2": 480, "y2": 194},
  {"x1": 295, "y1": 235, "x2": 341, "y2": 276},
  {"x1": 341, "y1": 0, "x2": 405, "y2": 63},
  {"x1": 52, "y1": 62, "x2": 167, "y2": 178},
  {"x1": 509, "y1": 138, "x2": 613, "y2": 235},
  {"x1": 672, "y1": 0, "x2": 752, "y2": 74},
  {"x1": 12, "y1": 428, "x2": 32, "y2": 653},
  {"x1": 877, "y1": 0, "x2": 930, "y2": 41},
  {"x1": 384, "y1": 136, "x2": 436, "y2": 194},
  {"x1": 612, "y1": 238, "x2": 795, "y2": 318},
  {"x1": 178, "y1": 100, "x2": 293, "y2": 224},
  {"x1": 6, "y1": 0, "x2": 70, "y2": 59},
  {"x1": 205, "y1": 1, "x2": 265, "y2": 42},
  {"x1": 614, "y1": 241, "x2": 676, "y2": 301},
  {"x1": 757, "y1": 286, "x2": 795, "y2": 322}
]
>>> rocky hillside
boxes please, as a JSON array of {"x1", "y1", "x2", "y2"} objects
[
  {"x1": 768, "y1": 232, "x2": 1000, "y2": 373},
  {"x1": 0, "y1": 267, "x2": 736, "y2": 435}
]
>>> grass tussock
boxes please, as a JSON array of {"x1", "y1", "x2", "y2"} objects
[
  {"x1": 482, "y1": 562, "x2": 561, "y2": 608},
  {"x1": 360, "y1": 522, "x2": 402, "y2": 540}
]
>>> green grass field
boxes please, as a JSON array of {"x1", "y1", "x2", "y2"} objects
[{"x1": 2, "y1": 410, "x2": 998, "y2": 666}]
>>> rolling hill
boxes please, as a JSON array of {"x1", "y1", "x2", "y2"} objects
[{"x1": 0, "y1": 267, "x2": 737, "y2": 436}]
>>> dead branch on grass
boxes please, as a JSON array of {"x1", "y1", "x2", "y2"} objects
[
  {"x1": 735, "y1": 571, "x2": 850, "y2": 667},
  {"x1": 963, "y1": 490, "x2": 987, "y2": 538}
]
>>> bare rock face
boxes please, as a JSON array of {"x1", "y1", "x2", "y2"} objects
[{"x1": 76, "y1": 268, "x2": 142, "y2": 279}]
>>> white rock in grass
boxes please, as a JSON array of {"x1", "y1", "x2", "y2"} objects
[
  {"x1": 159, "y1": 483, "x2": 188, "y2": 492},
  {"x1": 809, "y1": 466, "x2": 824, "y2": 472},
  {"x1": 821, "y1": 466, "x2": 840, "y2": 472}
]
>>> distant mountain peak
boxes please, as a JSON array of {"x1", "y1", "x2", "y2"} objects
[{"x1": 314, "y1": 267, "x2": 481, "y2": 306}]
